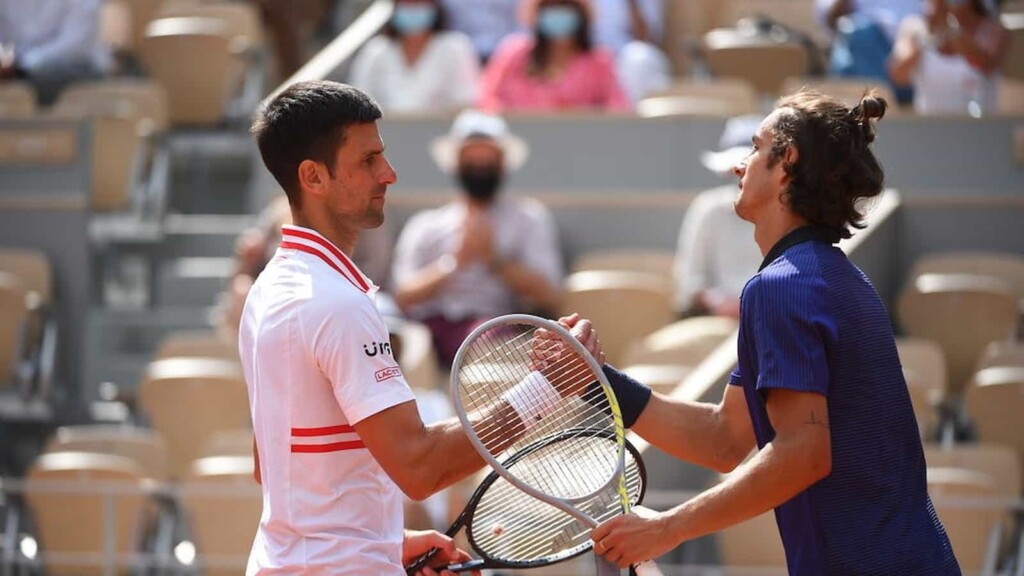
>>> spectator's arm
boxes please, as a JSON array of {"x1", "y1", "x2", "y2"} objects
[
  {"x1": 626, "y1": 0, "x2": 651, "y2": 43},
  {"x1": 493, "y1": 203, "x2": 563, "y2": 311},
  {"x1": 391, "y1": 215, "x2": 456, "y2": 312},
  {"x1": 18, "y1": 0, "x2": 104, "y2": 71},
  {"x1": 815, "y1": 0, "x2": 853, "y2": 33},
  {"x1": 448, "y1": 32, "x2": 482, "y2": 110},
  {"x1": 888, "y1": 16, "x2": 924, "y2": 87},
  {"x1": 950, "y1": 19, "x2": 1010, "y2": 74}
]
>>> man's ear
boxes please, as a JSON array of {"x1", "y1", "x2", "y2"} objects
[
  {"x1": 297, "y1": 159, "x2": 327, "y2": 198},
  {"x1": 779, "y1": 144, "x2": 798, "y2": 185}
]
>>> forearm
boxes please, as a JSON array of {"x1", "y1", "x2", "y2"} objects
[
  {"x1": 887, "y1": 43, "x2": 920, "y2": 87},
  {"x1": 494, "y1": 260, "x2": 561, "y2": 311},
  {"x1": 393, "y1": 258, "x2": 456, "y2": 311},
  {"x1": 663, "y1": 438, "x2": 828, "y2": 542},
  {"x1": 631, "y1": 393, "x2": 747, "y2": 472}
]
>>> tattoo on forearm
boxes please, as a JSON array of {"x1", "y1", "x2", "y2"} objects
[{"x1": 805, "y1": 411, "x2": 828, "y2": 429}]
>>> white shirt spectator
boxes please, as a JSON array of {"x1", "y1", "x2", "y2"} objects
[
  {"x1": 392, "y1": 196, "x2": 563, "y2": 321},
  {"x1": 0, "y1": 0, "x2": 111, "y2": 72},
  {"x1": 814, "y1": 0, "x2": 921, "y2": 40},
  {"x1": 439, "y1": 0, "x2": 522, "y2": 59},
  {"x1": 592, "y1": 0, "x2": 664, "y2": 53},
  {"x1": 240, "y1": 225, "x2": 416, "y2": 575},
  {"x1": 349, "y1": 31, "x2": 479, "y2": 114},
  {"x1": 673, "y1": 185, "x2": 762, "y2": 313}
]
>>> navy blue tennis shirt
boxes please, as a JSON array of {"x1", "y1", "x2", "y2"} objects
[{"x1": 729, "y1": 226, "x2": 960, "y2": 575}]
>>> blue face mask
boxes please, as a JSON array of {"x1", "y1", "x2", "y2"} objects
[
  {"x1": 537, "y1": 6, "x2": 581, "y2": 39},
  {"x1": 392, "y1": 3, "x2": 436, "y2": 35}
]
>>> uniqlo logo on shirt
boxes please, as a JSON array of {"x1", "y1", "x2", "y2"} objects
[{"x1": 375, "y1": 366, "x2": 402, "y2": 382}]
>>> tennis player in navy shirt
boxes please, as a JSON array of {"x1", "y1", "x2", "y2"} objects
[{"x1": 589, "y1": 89, "x2": 960, "y2": 574}]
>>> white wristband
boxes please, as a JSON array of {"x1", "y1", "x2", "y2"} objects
[{"x1": 501, "y1": 371, "x2": 561, "y2": 430}]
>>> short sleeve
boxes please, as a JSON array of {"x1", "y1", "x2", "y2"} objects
[
  {"x1": 307, "y1": 294, "x2": 415, "y2": 424},
  {"x1": 516, "y1": 200, "x2": 564, "y2": 288},
  {"x1": 747, "y1": 272, "x2": 834, "y2": 396}
]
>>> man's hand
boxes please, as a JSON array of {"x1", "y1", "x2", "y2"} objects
[
  {"x1": 403, "y1": 529, "x2": 480, "y2": 576},
  {"x1": 455, "y1": 207, "x2": 495, "y2": 267},
  {"x1": 527, "y1": 313, "x2": 605, "y2": 397},
  {"x1": 591, "y1": 506, "x2": 674, "y2": 569}
]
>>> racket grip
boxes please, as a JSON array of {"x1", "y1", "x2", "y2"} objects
[
  {"x1": 446, "y1": 558, "x2": 485, "y2": 572},
  {"x1": 405, "y1": 547, "x2": 440, "y2": 575}
]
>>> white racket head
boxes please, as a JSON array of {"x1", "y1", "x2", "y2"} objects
[{"x1": 450, "y1": 314, "x2": 628, "y2": 514}]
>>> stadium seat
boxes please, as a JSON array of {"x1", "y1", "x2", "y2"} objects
[
  {"x1": 157, "y1": 1, "x2": 265, "y2": 49},
  {"x1": 976, "y1": 340, "x2": 1024, "y2": 371},
  {"x1": 714, "y1": 472, "x2": 787, "y2": 574},
  {"x1": 895, "y1": 337, "x2": 947, "y2": 439},
  {"x1": 138, "y1": 357, "x2": 251, "y2": 479},
  {"x1": 154, "y1": 330, "x2": 240, "y2": 362},
  {"x1": 722, "y1": 0, "x2": 825, "y2": 47},
  {"x1": 179, "y1": 455, "x2": 262, "y2": 576},
  {"x1": 964, "y1": 367, "x2": 1024, "y2": 487},
  {"x1": 897, "y1": 273, "x2": 1018, "y2": 396},
  {"x1": 780, "y1": 77, "x2": 897, "y2": 107},
  {"x1": 25, "y1": 451, "x2": 150, "y2": 576},
  {"x1": 394, "y1": 320, "x2": 440, "y2": 391},
  {"x1": 0, "y1": 247, "x2": 54, "y2": 305},
  {"x1": 200, "y1": 428, "x2": 254, "y2": 458},
  {"x1": 908, "y1": 251, "x2": 1024, "y2": 305},
  {"x1": 646, "y1": 78, "x2": 759, "y2": 116},
  {"x1": 0, "y1": 248, "x2": 56, "y2": 401},
  {"x1": 927, "y1": 467, "x2": 1005, "y2": 575},
  {"x1": 1001, "y1": 13, "x2": 1024, "y2": 81},
  {"x1": 44, "y1": 425, "x2": 169, "y2": 481},
  {"x1": 0, "y1": 82, "x2": 37, "y2": 119},
  {"x1": 571, "y1": 249, "x2": 676, "y2": 289},
  {"x1": 924, "y1": 442, "x2": 1021, "y2": 497},
  {"x1": 560, "y1": 271, "x2": 676, "y2": 366},
  {"x1": 0, "y1": 274, "x2": 28, "y2": 390},
  {"x1": 703, "y1": 29, "x2": 809, "y2": 95},
  {"x1": 619, "y1": 364, "x2": 692, "y2": 395},
  {"x1": 624, "y1": 316, "x2": 738, "y2": 368}
]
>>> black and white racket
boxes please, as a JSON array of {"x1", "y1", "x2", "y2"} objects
[
  {"x1": 406, "y1": 429, "x2": 647, "y2": 574},
  {"x1": 449, "y1": 314, "x2": 631, "y2": 575}
]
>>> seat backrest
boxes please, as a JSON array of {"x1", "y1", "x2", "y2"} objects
[
  {"x1": 0, "y1": 274, "x2": 27, "y2": 387},
  {"x1": 138, "y1": 357, "x2": 251, "y2": 479},
  {"x1": 572, "y1": 249, "x2": 676, "y2": 283},
  {"x1": 895, "y1": 337, "x2": 946, "y2": 436},
  {"x1": 897, "y1": 274, "x2": 1018, "y2": 394},
  {"x1": 0, "y1": 247, "x2": 51, "y2": 304},
  {"x1": 0, "y1": 82, "x2": 37, "y2": 119},
  {"x1": 964, "y1": 367, "x2": 1024, "y2": 487},
  {"x1": 158, "y1": 1, "x2": 264, "y2": 48},
  {"x1": 909, "y1": 251, "x2": 1024, "y2": 301},
  {"x1": 618, "y1": 364, "x2": 692, "y2": 395},
  {"x1": 155, "y1": 330, "x2": 240, "y2": 362},
  {"x1": 924, "y1": 443, "x2": 1021, "y2": 497},
  {"x1": 181, "y1": 456, "x2": 261, "y2": 576},
  {"x1": 561, "y1": 271, "x2": 676, "y2": 365},
  {"x1": 140, "y1": 17, "x2": 241, "y2": 126},
  {"x1": 703, "y1": 30, "x2": 809, "y2": 95},
  {"x1": 624, "y1": 316, "x2": 738, "y2": 368},
  {"x1": 44, "y1": 425, "x2": 170, "y2": 481},
  {"x1": 651, "y1": 78, "x2": 759, "y2": 113},
  {"x1": 55, "y1": 80, "x2": 169, "y2": 132},
  {"x1": 1001, "y1": 13, "x2": 1024, "y2": 80},
  {"x1": 780, "y1": 77, "x2": 897, "y2": 107},
  {"x1": 977, "y1": 340, "x2": 1024, "y2": 371},
  {"x1": 25, "y1": 451, "x2": 148, "y2": 576},
  {"x1": 201, "y1": 428, "x2": 254, "y2": 458},
  {"x1": 927, "y1": 467, "x2": 1005, "y2": 574},
  {"x1": 395, "y1": 320, "x2": 440, "y2": 391}
]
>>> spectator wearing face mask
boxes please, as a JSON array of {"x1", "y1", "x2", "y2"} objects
[
  {"x1": 391, "y1": 110, "x2": 564, "y2": 366},
  {"x1": 349, "y1": 0, "x2": 479, "y2": 114},
  {"x1": 477, "y1": 0, "x2": 630, "y2": 113}
]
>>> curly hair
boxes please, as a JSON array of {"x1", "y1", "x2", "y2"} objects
[{"x1": 767, "y1": 89, "x2": 887, "y2": 239}]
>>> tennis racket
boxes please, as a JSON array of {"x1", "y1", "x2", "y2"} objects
[
  {"x1": 450, "y1": 314, "x2": 630, "y2": 575},
  {"x1": 405, "y1": 429, "x2": 647, "y2": 574}
]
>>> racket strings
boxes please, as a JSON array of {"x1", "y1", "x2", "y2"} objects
[{"x1": 457, "y1": 322, "x2": 619, "y2": 499}]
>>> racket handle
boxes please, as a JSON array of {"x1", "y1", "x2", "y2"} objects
[
  {"x1": 404, "y1": 547, "x2": 440, "y2": 575},
  {"x1": 445, "y1": 559, "x2": 485, "y2": 572}
]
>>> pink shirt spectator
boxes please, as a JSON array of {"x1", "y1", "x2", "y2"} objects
[{"x1": 478, "y1": 34, "x2": 629, "y2": 112}]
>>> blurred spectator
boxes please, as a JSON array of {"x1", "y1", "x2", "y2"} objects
[
  {"x1": 815, "y1": 0, "x2": 920, "y2": 104},
  {"x1": 478, "y1": 0, "x2": 630, "y2": 113},
  {"x1": 440, "y1": 0, "x2": 522, "y2": 63},
  {"x1": 217, "y1": 195, "x2": 394, "y2": 342},
  {"x1": 673, "y1": 115, "x2": 763, "y2": 318},
  {"x1": 391, "y1": 110, "x2": 563, "y2": 366},
  {"x1": 349, "y1": 0, "x2": 479, "y2": 114},
  {"x1": 0, "y1": 0, "x2": 112, "y2": 105},
  {"x1": 593, "y1": 0, "x2": 671, "y2": 103},
  {"x1": 888, "y1": 0, "x2": 1009, "y2": 115}
]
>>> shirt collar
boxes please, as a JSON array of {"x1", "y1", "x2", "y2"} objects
[
  {"x1": 279, "y1": 225, "x2": 378, "y2": 295},
  {"x1": 758, "y1": 225, "x2": 841, "y2": 272}
]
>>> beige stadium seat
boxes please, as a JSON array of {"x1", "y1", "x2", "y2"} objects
[
  {"x1": 977, "y1": 340, "x2": 1024, "y2": 371},
  {"x1": 0, "y1": 274, "x2": 28, "y2": 388},
  {"x1": 996, "y1": 77, "x2": 1024, "y2": 114},
  {"x1": 155, "y1": 330, "x2": 240, "y2": 362},
  {"x1": 0, "y1": 82, "x2": 36, "y2": 119},
  {"x1": 723, "y1": 0, "x2": 826, "y2": 46},
  {"x1": 897, "y1": 274, "x2": 1018, "y2": 395},
  {"x1": 964, "y1": 367, "x2": 1024, "y2": 485},
  {"x1": 201, "y1": 428, "x2": 254, "y2": 458},
  {"x1": 0, "y1": 247, "x2": 53, "y2": 304},
  {"x1": 56, "y1": 80, "x2": 169, "y2": 132},
  {"x1": 44, "y1": 425, "x2": 169, "y2": 480},
  {"x1": 619, "y1": 364, "x2": 692, "y2": 395},
  {"x1": 140, "y1": 17, "x2": 247, "y2": 126},
  {"x1": 560, "y1": 271, "x2": 676, "y2": 366},
  {"x1": 571, "y1": 249, "x2": 676, "y2": 288},
  {"x1": 25, "y1": 451, "x2": 150, "y2": 576},
  {"x1": 138, "y1": 357, "x2": 251, "y2": 479},
  {"x1": 1001, "y1": 13, "x2": 1024, "y2": 80},
  {"x1": 0, "y1": 248, "x2": 55, "y2": 398},
  {"x1": 895, "y1": 337, "x2": 947, "y2": 438},
  {"x1": 780, "y1": 77, "x2": 897, "y2": 106},
  {"x1": 180, "y1": 456, "x2": 262, "y2": 576},
  {"x1": 624, "y1": 316, "x2": 739, "y2": 368},
  {"x1": 157, "y1": 1, "x2": 265, "y2": 49},
  {"x1": 713, "y1": 473, "x2": 787, "y2": 574},
  {"x1": 924, "y1": 443, "x2": 1021, "y2": 496},
  {"x1": 395, "y1": 320, "x2": 440, "y2": 391},
  {"x1": 644, "y1": 78, "x2": 759, "y2": 117},
  {"x1": 927, "y1": 467, "x2": 1005, "y2": 575},
  {"x1": 703, "y1": 29, "x2": 809, "y2": 95},
  {"x1": 908, "y1": 251, "x2": 1024, "y2": 304}
]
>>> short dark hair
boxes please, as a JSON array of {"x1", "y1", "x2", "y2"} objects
[
  {"x1": 251, "y1": 81, "x2": 382, "y2": 207},
  {"x1": 381, "y1": 0, "x2": 448, "y2": 38},
  {"x1": 768, "y1": 89, "x2": 887, "y2": 239}
]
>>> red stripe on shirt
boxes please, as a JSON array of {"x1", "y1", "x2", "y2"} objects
[
  {"x1": 281, "y1": 228, "x2": 370, "y2": 292},
  {"x1": 291, "y1": 440, "x2": 366, "y2": 453},
  {"x1": 291, "y1": 424, "x2": 355, "y2": 437},
  {"x1": 279, "y1": 241, "x2": 367, "y2": 293}
]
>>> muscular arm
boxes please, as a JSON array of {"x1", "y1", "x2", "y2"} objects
[{"x1": 630, "y1": 384, "x2": 755, "y2": 473}]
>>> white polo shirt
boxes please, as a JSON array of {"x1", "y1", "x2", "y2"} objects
[{"x1": 240, "y1": 225, "x2": 416, "y2": 575}]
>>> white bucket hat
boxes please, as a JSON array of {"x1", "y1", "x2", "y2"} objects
[
  {"x1": 430, "y1": 110, "x2": 530, "y2": 173},
  {"x1": 699, "y1": 114, "x2": 763, "y2": 176}
]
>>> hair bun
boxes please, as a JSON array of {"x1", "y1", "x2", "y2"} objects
[{"x1": 857, "y1": 93, "x2": 887, "y2": 121}]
